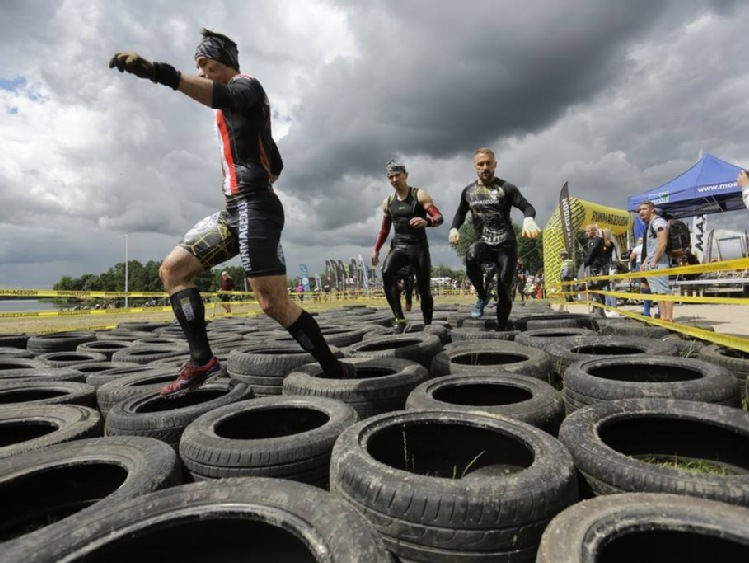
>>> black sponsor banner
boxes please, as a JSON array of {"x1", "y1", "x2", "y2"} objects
[{"x1": 559, "y1": 182, "x2": 574, "y2": 261}]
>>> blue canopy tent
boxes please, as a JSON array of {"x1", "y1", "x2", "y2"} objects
[{"x1": 627, "y1": 153, "x2": 745, "y2": 238}]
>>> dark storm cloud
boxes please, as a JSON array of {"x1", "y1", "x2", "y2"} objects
[{"x1": 279, "y1": 0, "x2": 679, "y2": 196}]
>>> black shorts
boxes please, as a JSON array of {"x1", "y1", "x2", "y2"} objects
[{"x1": 179, "y1": 190, "x2": 286, "y2": 278}]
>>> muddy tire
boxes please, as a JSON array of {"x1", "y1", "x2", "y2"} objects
[
  {"x1": 406, "y1": 373, "x2": 565, "y2": 435},
  {"x1": 346, "y1": 333, "x2": 443, "y2": 369},
  {"x1": 558, "y1": 398, "x2": 749, "y2": 506},
  {"x1": 283, "y1": 358, "x2": 431, "y2": 419},
  {"x1": 2, "y1": 477, "x2": 392, "y2": 563},
  {"x1": 537, "y1": 493, "x2": 749, "y2": 563},
  {"x1": 105, "y1": 382, "x2": 254, "y2": 449},
  {"x1": 26, "y1": 331, "x2": 97, "y2": 354},
  {"x1": 698, "y1": 344, "x2": 749, "y2": 399},
  {"x1": 331, "y1": 410, "x2": 578, "y2": 562},
  {"x1": 430, "y1": 341, "x2": 553, "y2": 384},
  {"x1": 0, "y1": 436, "x2": 180, "y2": 546},
  {"x1": 0, "y1": 380, "x2": 97, "y2": 408},
  {"x1": 180, "y1": 396, "x2": 358, "y2": 485},
  {"x1": 563, "y1": 356, "x2": 740, "y2": 413},
  {"x1": 0, "y1": 404, "x2": 103, "y2": 459}
]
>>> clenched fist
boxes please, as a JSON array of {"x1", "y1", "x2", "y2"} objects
[{"x1": 109, "y1": 52, "x2": 181, "y2": 90}]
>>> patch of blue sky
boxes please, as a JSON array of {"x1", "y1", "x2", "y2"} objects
[
  {"x1": 0, "y1": 76, "x2": 26, "y2": 91},
  {"x1": 272, "y1": 109, "x2": 292, "y2": 123}
]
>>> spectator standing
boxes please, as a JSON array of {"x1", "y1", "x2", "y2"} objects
[
  {"x1": 219, "y1": 271, "x2": 235, "y2": 314},
  {"x1": 630, "y1": 237, "x2": 652, "y2": 317},
  {"x1": 639, "y1": 202, "x2": 673, "y2": 322}
]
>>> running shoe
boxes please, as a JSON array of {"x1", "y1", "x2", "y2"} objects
[
  {"x1": 339, "y1": 361, "x2": 358, "y2": 379},
  {"x1": 160, "y1": 356, "x2": 223, "y2": 398},
  {"x1": 392, "y1": 318, "x2": 407, "y2": 334},
  {"x1": 471, "y1": 297, "x2": 490, "y2": 318}
]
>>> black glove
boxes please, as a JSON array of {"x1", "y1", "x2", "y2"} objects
[{"x1": 109, "y1": 52, "x2": 181, "y2": 90}]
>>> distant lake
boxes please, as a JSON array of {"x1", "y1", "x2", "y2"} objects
[{"x1": 0, "y1": 300, "x2": 65, "y2": 313}]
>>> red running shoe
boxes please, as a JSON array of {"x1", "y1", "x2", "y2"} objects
[{"x1": 160, "y1": 356, "x2": 223, "y2": 398}]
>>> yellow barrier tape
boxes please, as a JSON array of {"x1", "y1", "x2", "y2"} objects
[
  {"x1": 585, "y1": 289, "x2": 749, "y2": 305},
  {"x1": 0, "y1": 306, "x2": 174, "y2": 319},
  {"x1": 585, "y1": 258, "x2": 749, "y2": 282}
]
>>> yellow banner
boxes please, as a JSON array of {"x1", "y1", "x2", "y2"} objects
[{"x1": 578, "y1": 200, "x2": 631, "y2": 234}]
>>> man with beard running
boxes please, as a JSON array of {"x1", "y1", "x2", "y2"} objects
[
  {"x1": 449, "y1": 148, "x2": 541, "y2": 329},
  {"x1": 372, "y1": 160, "x2": 444, "y2": 333},
  {"x1": 109, "y1": 29, "x2": 356, "y2": 397}
]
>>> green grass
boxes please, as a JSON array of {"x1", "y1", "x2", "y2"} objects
[{"x1": 637, "y1": 455, "x2": 736, "y2": 476}]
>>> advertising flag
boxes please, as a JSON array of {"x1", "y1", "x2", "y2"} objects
[
  {"x1": 299, "y1": 264, "x2": 311, "y2": 292},
  {"x1": 358, "y1": 253, "x2": 370, "y2": 290},
  {"x1": 559, "y1": 181, "x2": 574, "y2": 262}
]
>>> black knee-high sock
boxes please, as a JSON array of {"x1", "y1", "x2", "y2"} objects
[
  {"x1": 169, "y1": 288, "x2": 212, "y2": 365},
  {"x1": 287, "y1": 310, "x2": 342, "y2": 376}
]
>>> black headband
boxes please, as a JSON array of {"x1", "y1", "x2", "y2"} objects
[{"x1": 194, "y1": 35, "x2": 240, "y2": 71}]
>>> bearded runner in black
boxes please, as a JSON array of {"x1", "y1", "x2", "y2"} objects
[
  {"x1": 372, "y1": 160, "x2": 443, "y2": 332},
  {"x1": 110, "y1": 29, "x2": 356, "y2": 397},
  {"x1": 449, "y1": 148, "x2": 541, "y2": 329}
]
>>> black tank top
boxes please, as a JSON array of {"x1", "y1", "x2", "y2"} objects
[{"x1": 389, "y1": 187, "x2": 428, "y2": 245}]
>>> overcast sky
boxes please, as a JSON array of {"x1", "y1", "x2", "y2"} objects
[{"x1": 1, "y1": 0, "x2": 748, "y2": 289}]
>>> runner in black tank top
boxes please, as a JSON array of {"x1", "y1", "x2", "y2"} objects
[{"x1": 372, "y1": 160, "x2": 444, "y2": 332}]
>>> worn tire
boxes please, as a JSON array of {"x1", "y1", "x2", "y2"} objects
[
  {"x1": 36, "y1": 351, "x2": 108, "y2": 368},
  {"x1": 331, "y1": 410, "x2": 578, "y2": 562},
  {"x1": 0, "y1": 347, "x2": 35, "y2": 359},
  {"x1": 283, "y1": 358, "x2": 432, "y2": 419},
  {"x1": 180, "y1": 396, "x2": 358, "y2": 484},
  {"x1": 0, "y1": 404, "x2": 103, "y2": 459},
  {"x1": 26, "y1": 331, "x2": 97, "y2": 354},
  {"x1": 513, "y1": 328, "x2": 595, "y2": 351},
  {"x1": 698, "y1": 344, "x2": 749, "y2": 399},
  {"x1": 346, "y1": 333, "x2": 443, "y2": 369},
  {"x1": 2, "y1": 477, "x2": 392, "y2": 563},
  {"x1": 0, "y1": 436, "x2": 180, "y2": 546},
  {"x1": 545, "y1": 335, "x2": 678, "y2": 378},
  {"x1": 558, "y1": 398, "x2": 749, "y2": 506},
  {"x1": 449, "y1": 328, "x2": 518, "y2": 342},
  {"x1": 94, "y1": 368, "x2": 182, "y2": 416},
  {"x1": 563, "y1": 356, "x2": 740, "y2": 414},
  {"x1": 0, "y1": 380, "x2": 97, "y2": 408},
  {"x1": 430, "y1": 341, "x2": 553, "y2": 384},
  {"x1": 406, "y1": 373, "x2": 565, "y2": 435},
  {"x1": 105, "y1": 382, "x2": 255, "y2": 449},
  {"x1": 76, "y1": 339, "x2": 133, "y2": 360},
  {"x1": 537, "y1": 492, "x2": 749, "y2": 563},
  {"x1": 595, "y1": 319, "x2": 671, "y2": 338}
]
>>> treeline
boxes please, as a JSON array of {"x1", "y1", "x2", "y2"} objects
[{"x1": 53, "y1": 262, "x2": 246, "y2": 294}]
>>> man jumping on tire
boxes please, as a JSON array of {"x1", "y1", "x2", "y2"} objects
[{"x1": 109, "y1": 29, "x2": 356, "y2": 397}]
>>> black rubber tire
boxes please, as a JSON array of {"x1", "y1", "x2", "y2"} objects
[
  {"x1": 116, "y1": 321, "x2": 173, "y2": 332},
  {"x1": 0, "y1": 347, "x2": 35, "y2": 359},
  {"x1": 26, "y1": 331, "x2": 97, "y2": 354},
  {"x1": 269, "y1": 326, "x2": 368, "y2": 348},
  {"x1": 661, "y1": 334, "x2": 706, "y2": 358},
  {"x1": 36, "y1": 351, "x2": 108, "y2": 368},
  {"x1": 430, "y1": 341, "x2": 554, "y2": 384},
  {"x1": 228, "y1": 343, "x2": 339, "y2": 377},
  {"x1": 0, "y1": 334, "x2": 30, "y2": 348},
  {"x1": 72, "y1": 361, "x2": 140, "y2": 378},
  {"x1": 449, "y1": 328, "x2": 519, "y2": 342},
  {"x1": 131, "y1": 337, "x2": 189, "y2": 349},
  {"x1": 105, "y1": 382, "x2": 255, "y2": 449},
  {"x1": 0, "y1": 404, "x2": 103, "y2": 459},
  {"x1": 406, "y1": 373, "x2": 565, "y2": 435},
  {"x1": 0, "y1": 436, "x2": 181, "y2": 547},
  {"x1": 76, "y1": 339, "x2": 133, "y2": 360},
  {"x1": 513, "y1": 328, "x2": 595, "y2": 351},
  {"x1": 95, "y1": 329, "x2": 154, "y2": 341},
  {"x1": 537, "y1": 492, "x2": 749, "y2": 563},
  {"x1": 0, "y1": 380, "x2": 97, "y2": 408},
  {"x1": 346, "y1": 333, "x2": 443, "y2": 369},
  {"x1": 0, "y1": 366, "x2": 85, "y2": 384},
  {"x1": 85, "y1": 364, "x2": 171, "y2": 389},
  {"x1": 180, "y1": 396, "x2": 358, "y2": 483},
  {"x1": 2, "y1": 477, "x2": 392, "y2": 563},
  {"x1": 563, "y1": 356, "x2": 741, "y2": 414},
  {"x1": 111, "y1": 346, "x2": 188, "y2": 365},
  {"x1": 331, "y1": 409, "x2": 578, "y2": 562},
  {"x1": 558, "y1": 398, "x2": 749, "y2": 506},
  {"x1": 283, "y1": 358, "x2": 432, "y2": 419},
  {"x1": 94, "y1": 368, "x2": 186, "y2": 416},
  {"x1": 0, "y1": 358, "x2": 44, "y2": 372},
  {"x1": 595, "y1": 319, "x2": 672, "y2": 338},
  {"x1": 698, "y1": 344, "x2": 749, "y2": 399},
  {"x1": 545, "y1": 335, "x2": 679, "y2": 378},
  {"x1": 511, "y1": 313, "x2": 594, "y2": 331}
]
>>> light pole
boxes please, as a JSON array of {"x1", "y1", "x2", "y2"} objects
[{"x1": 120, "y1": 234, "x2": 129, "y2": 308}]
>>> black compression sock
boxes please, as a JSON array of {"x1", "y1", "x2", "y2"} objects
[
  {"x1": 169, "y1": 288, "x2": 212, "y2": 365},
  {"x1": 287, "y1": 310, "x2": 342, "y2": 377}
]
